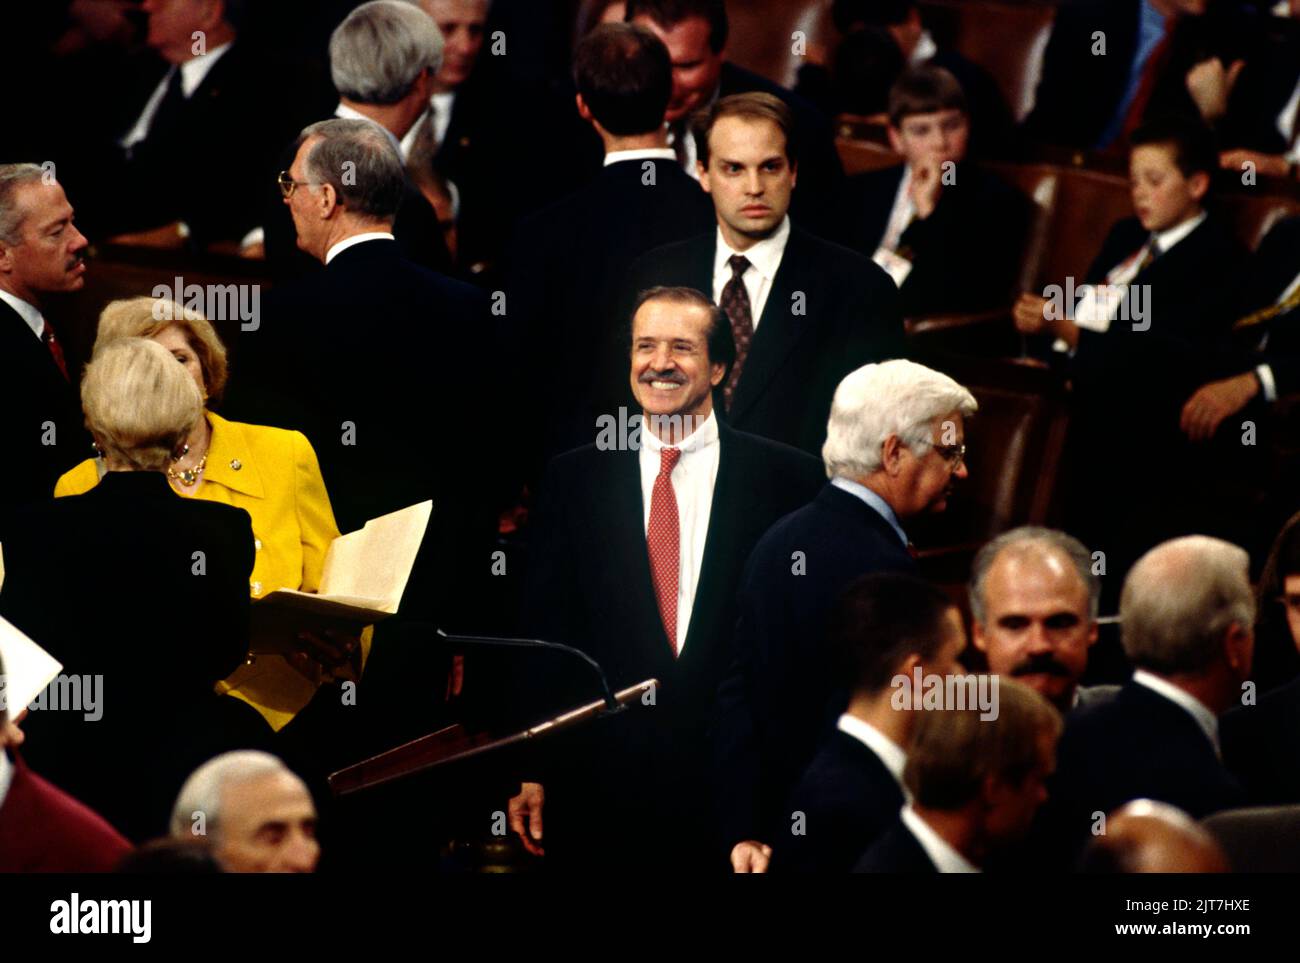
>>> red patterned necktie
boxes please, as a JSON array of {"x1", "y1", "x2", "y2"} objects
[
  {"x1": 42, "y1": 319, "x2": 69, "y2": 381},
  {"x1": 647, "y1": 446, "x2": 682, "y2": 656},
  {"x1": 720, "y1": 254, "x2": 754, "y2": 410}
]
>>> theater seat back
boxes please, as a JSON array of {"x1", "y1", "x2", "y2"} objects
[
  {"x1": 986, "y1": 162, "x2": 1059, "y2": 293},
  {"x1": 724, "y1": 0, "x2": 838, "y2": 89},
  {"x1": 919, "y1": 0, "x2": 1055, "y2": 122},
  {"x1": 1213, "y1": 192, "x2": 1300, "y2": 253},
  {"x1": 1203, "y1": 806, "x2": 1300, "y2": 872},
  {"x1": 1036, "y1": 167, "x2": 1132, "y2": 287}
]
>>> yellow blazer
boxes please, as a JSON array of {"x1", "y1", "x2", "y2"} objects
[{"x1": 55, "y1": 411, "x2": 369, "y2": 730}]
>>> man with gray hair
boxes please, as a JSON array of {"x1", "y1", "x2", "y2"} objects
[
  {"x1": 970, "y1": 526, "x2": 1116, "y2": 714},
  {"x1": 170, "y1": 751, "x2": 319, "y2": 873},
  {"x1": 715, "y1": 359, "x2": 976, "y2": 871},
  {"x1": 0, "y1": 164, "x2": 92, "y2": 512},
  {"x1": 331, "y1": 0, "x2": 446, "y2": 157},
  {"x1": 1044, "y1": 535, "x2": 1253, "y2": 864}
]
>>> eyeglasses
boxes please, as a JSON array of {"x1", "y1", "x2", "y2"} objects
[
  {"x1": 277, "y1": 170, "x2": 318, "y2": 199},
  {"x1": 933, "y1": 443, "x2": 967, "y2": 467}
]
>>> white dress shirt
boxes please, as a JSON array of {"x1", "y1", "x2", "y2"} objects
[
  {"x1": 877, "y1": 166, "x2": 916, "y2": 253},
  {"x1": 325, "y1": 232, "x2": 397, "y2": 265},
  {"x1": 837, "y1": 714, "x2": 908, "y2": 793},
  {"x1": 639, "y1": 409, "x2": 721, "y2": 651},
  {"x1": 901, "y1": 804, "x2": 980, "y2": 873},
  {"x1": 604, "y1": 148, "x2": 677, "y2": 167},
  {"x1": 334, "y1": 103, "x2": 406, "y2": 159},
  {"x1": 711, "y1": 216, "x2": 791, "y2": 332},
  {"x1": 1277, "y1": 77, "x2": 1300, "y2": 164},
  {"x1": 0, "y1": 289, "x2": 44, "y2": 340},
  {"x1": 1131, "y1": 669, "x2": 1221, "y2": 757},
  {"x1": 829, "y1": 476, "x2": 909, "y2": 549},
  {"x1": 1055, "y1": 211, "x2": 1207, "y2": 352},
  {"x1": 398, "y1": 92, "x2": 456, "y2": 159},
  {"x1": 120, "y1": 43, "x2": 233, "y2": 150},
  {"x1": 0, "y1": 750, "x2": 13, "y2": 814}
]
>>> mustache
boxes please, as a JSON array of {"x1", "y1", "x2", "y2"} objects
[
  {"x1": 639, "y1": 371, "x2": 685, "y2": 385},
  {"x1": 66, "y1": 254, "x2": 86, "y2": 270},
  {"x1": 1011, "y1": 653, "x2": 1073, "y2": 678}
]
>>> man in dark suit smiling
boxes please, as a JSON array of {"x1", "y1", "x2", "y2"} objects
[
  {"x1": 513, "y1": 286, "x2": 822, "y2": 871},
  {"x1": 622, "y1": 92, "x2": 903, "y2": 456}
]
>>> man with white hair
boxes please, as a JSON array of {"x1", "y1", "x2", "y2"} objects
[
  {"x1": 715, "y1": 359, "x2": 976, "y2": 871},
  {"x1": 171, "y1": 751, "x2": 319, "y2": 873},
  {"x1": 1044, "y1": 535, "x2": 1253, "y2": 865}
]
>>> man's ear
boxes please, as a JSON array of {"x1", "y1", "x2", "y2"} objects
[
  {"x1": 709, "y1": 360, "x2": 726, "y2": 387},
  {"x1": 971, "y1": 619, "x2": 989, "y2": 653},
  {"x1": 887, "y1": 125, "x2": 904, "y2": 155},
  {"x1": 881, "y1": 434, "x2": 905, "y2": 476},
  {"x1": 317, "y1": 182, "x2": 339, "y2": 218},
  {"x1": 0, "y1": 242, "x2": 13, "y2": 272},
  {"x1": 789, "y1": 158, "x2": 798, "y2": 190},
  {"x1": 697, "y1": 160, "x2": 711, "y2": 192},
  {"x1": 575, "y1": 93, "x2": 593, "y2": 123},
  {"x1": 1086, "y1": 619, "x2": 1100, "y2": 649},
  {"x1": 1188, "y1": 169, "x2": 1211, "y2": 203},
  {"x1": 1223, "y1": 623, "x2": 1252, "y2": 674}
]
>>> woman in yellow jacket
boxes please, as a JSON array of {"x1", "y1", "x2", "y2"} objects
[{"x1": 56, "y1": 296, "x2": 365, "y2": 731}]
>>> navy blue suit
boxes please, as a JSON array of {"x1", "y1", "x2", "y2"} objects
[
  {"x1": 773, "y1": 728, "x2": 905, "y2": 873},
  {"x1": 853, "y1": 818, "x2": 938, "y2": 874},
  {"x1": 714, "y1": 483, "x2": 917, "y2": 848}
]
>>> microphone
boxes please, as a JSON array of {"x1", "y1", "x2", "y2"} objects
[{"x1": 433, "y1": 629, "x2": 625, "y2": 716}]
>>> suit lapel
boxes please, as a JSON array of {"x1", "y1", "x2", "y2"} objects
[{"x1": 728, "y1": 230, "x2": 814, "y2": 422}]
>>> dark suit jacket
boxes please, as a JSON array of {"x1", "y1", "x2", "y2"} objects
[
  {"x1": 1222, "y1": 672, "x2": 1300, "y2": 806},
  {"x1": 1197, "y1": 216, "x2": 1300, "y2": 397},
  {"x1": 227, "y1": 238, "x2": 499, "y2": 628},
  {"x1": 0, "y1": 300, "x2": 89, "y2": 513},
  {"x1": 717, "y1": 62, "x2": 847, "y2": 239},
  {"x1": 0, "y1": 470, "x2": 257, "y2": 840},
  {"x1": 621, "y1": 227, "x2": 904, "y2": 455},
  {"x1": 843, "y1": 162, "x2": 1029, "y2": 317},
  {"x1": 1022, "y1": 2, "x2": 1248, "y2": 149},
  {"x1": 508, "y1": 157, "x2": 714, "y2": 477},
  {"x1": 0, "y1": 752, "x2": 133, "y2": 872},
  {"x1": 852, "y1": 818, "x2": 939, "y2": 873},
  {"x1": 1043, "y1": 679, "x2": 1245, "y2": 866},
  {"x1": 714, "y1": 483, "x2": 918, "y2": 848},
  {"x1": 772, "y1": 728, "x2": 905, "y2": 873},
  {"x1": 521, "y1": 420, "x2": 823, "y2": 869},
  {"x1": 1219, "y1": 29, "x2": 1300, "y2": 155},
  {"x1": 65, "y1": 41, "x2": 312, "y2": 246}
]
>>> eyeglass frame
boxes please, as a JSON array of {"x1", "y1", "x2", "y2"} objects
[
  {"x1": 932, "y1": 442, "x2": 967, "y2": 468},
  {"x1": 277, "y1": 170, "x2": 321, "y2": 199}
]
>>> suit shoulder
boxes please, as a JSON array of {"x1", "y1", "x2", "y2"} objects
[
  {"x1": 791, "y1": 229, "x2": 895, "y2": 291},
  {"x1": 726, "y1": 428, "x2": 822, "y2": 476}
]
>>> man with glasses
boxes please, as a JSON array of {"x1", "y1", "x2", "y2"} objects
[{"x1": 714, "y1": 359, "x2": 976, "y2": 872}]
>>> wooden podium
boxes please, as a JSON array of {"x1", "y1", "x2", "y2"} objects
[{"x1": 327, "y1": 679, "x2": 658, "y2": 797}]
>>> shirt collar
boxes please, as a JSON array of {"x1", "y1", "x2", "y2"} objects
[
  {"x1": 1131, "y1": 669, "x2": 1220, "y2": 754},
  {"x1": 910, "y1": 29, "x2": 939, "y2": 66},
  {"x1": 713, "y1": 215, "x2": 791, "y2": 285},
  {"x1": 325, "y1": 232, "x2": 397, "y2": 265},
  {"x1": 334, "y1": 102, "x2": 406, "y2": 159},
  {"x1": 0, "y1": 749, "x2": 13, "y2": 814},
  {"x1": 604, "y1": 148, "x2": 677, "y2": 167},
  {"x1": 639, "y1": 408, "x2": 719, "y2": 455},
  {"x1": 1152, "y1": 211, "x2": 1207, "y2": 254},
  {"x1": 0, "y1": 289, "x2": 43, "y2": 340},
  {"x1": 179, "y1": 41, "x2": 232, "y2": 97},
  {"x1": 901, "y1": 804, "x2": 980, "y2": 873},
  {"x1": 837, "y1": 714, "x2": 908, "y2": 788},
  {"x1": 200, "y1": 411, "x2": 265, "y2": 499},
  {"x1": 829, "y1": 476, "x2": 909, "y2": 549}
]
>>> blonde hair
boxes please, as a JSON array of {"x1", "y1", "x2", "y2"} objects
[
  {"x1": 95, "y1": 296, "x2": 229, "y2": 402},
  {"x1": 82, "y1": 338, "x2": 203, "y2": 471}
]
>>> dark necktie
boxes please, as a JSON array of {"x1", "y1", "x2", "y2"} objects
[
  {"x1": 719, "y1": 254, "x2": 755, "y2": 409},
  {"x1": 647, "y1": 446, "x2": 682, "y2": 656},
  {"x1": 42, "y1": 319, "x2": 69, "y2": 382},
  {"x1": 140, "y1": 67, "x2": 187, "y2": 154},
  {"x1": 1134, "y1": 237, "x2": 1161, "y2": 275}
]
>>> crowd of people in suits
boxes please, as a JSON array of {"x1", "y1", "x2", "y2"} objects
[{"x1": 2, "y1": 0, "x2": 1300, "y2": 874}]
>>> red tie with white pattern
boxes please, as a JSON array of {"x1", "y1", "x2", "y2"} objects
[
  {"x1": 647, "y1": 446, "x2": 682, "y2": 656},
  {"x1": 42, "y1": 319, "x2": 69, "y2": 381}
]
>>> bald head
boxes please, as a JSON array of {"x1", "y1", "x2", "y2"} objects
[
  {"x1": 1082, "y1": 800, "x2": 1228, "y2": 873},
  {"x1": 1120, "y1": 537, "x2": 1254, "y2": 701}
]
